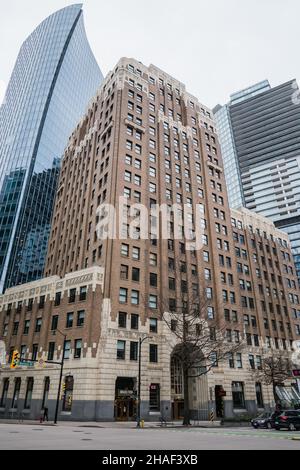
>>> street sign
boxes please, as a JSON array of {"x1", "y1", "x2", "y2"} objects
[
  {"x1": 36, "y1": 358, "x2": 46, "y2": 368},
  {"x1": 19, "y1": 361, "x2": 35, "y2": 367}
]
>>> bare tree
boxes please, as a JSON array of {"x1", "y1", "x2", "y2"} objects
[
  {"x1": 155, "y1": 277, "x2": 244, "y2": 426},
  {"x1": 252, "y1": 354, "x2": 292, "y2": 408}
]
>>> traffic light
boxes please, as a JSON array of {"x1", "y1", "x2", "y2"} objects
[{"x1": 10, "y1": 350, "x2": 20, "y2": 369}]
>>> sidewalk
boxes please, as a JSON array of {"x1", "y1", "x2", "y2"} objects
[{"x1": 0, "y1": 419, "x2": 222, "y2": 429}]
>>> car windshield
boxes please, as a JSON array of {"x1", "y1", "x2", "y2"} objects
[{"x1": 257, "y1": 413, "x2": 268, "y2": 419}]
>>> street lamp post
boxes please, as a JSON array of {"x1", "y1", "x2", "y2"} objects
[
  {"x1": 53, "y1": 330, "x2": 67, "y2": 425},
  {"x1": 136, "y1": 336, "x2": 152, "y2": 428}
]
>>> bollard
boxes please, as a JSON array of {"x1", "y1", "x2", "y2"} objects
[{"x1": 210, "y1": 409, "x2": 214, "y2": 423}]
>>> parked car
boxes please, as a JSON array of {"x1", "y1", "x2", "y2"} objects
[
  {"x1": 251, "y1": 412, "x2": 279, "y2": 429},
  {"x1": 274, "y1": 410, "x2": 300, "y2": 431}
]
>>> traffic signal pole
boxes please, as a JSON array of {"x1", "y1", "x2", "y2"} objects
[
  {"x1": 54, "y1": 351, "x2": 65, "y2": 425},
  {"x1": 54, "y1": 332, "x2": 66, "y2": 425}
]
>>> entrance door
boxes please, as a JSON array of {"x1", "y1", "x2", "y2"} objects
[
  {"x1": 172, "y1": 400, "x2": 184, "y2": 420},
  {"x1": 115, "y1": 377, "x2": 137, "y2": 421}
]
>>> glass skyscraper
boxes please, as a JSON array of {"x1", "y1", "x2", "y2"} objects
[
  {"x1": 214, "y1": 80, "x2": 300, "y2": 283},
  {"x1": 0, "y1": 4, "x2": 103, "y2": 292}
]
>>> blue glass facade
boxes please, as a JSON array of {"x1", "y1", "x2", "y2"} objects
[{"x1": 0, "y1": 4, "x2": 103, "y2": 292}]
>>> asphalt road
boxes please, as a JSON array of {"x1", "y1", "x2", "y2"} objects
[{"x1": 0, "y1": 423, "x2": 300, "y2": 450}]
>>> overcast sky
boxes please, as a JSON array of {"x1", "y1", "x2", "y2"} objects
[{"x1": 0, "y1": 0, "x2": 300, "y2": 108}]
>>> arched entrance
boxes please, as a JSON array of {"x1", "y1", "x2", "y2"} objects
[
  {"x1": 114, "y1": 377, "x2": 137, "y2": 421},
  {"x1": 170, "y1": 345, "x2": 209, "y2": 420},
  {"x1": 171, "y1": 356, "x2": 185, "y2": 419}
]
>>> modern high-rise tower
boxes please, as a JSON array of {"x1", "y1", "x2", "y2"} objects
[
  {"x1": 0, "y1": 4, "x2": 103, "y2": 292},
  {"x1": 214, "y1": 80, "x2": 300, "y2": 283}
]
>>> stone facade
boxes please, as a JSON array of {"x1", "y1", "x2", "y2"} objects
[{"x1": 1, "y1": 59, "x2": 300, "y2": 422}]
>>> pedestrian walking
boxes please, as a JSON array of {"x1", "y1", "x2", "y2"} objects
[{"x1": 43, "y1": 406, "x2": 49, "y2": 422}]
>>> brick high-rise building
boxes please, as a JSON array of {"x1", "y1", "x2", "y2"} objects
[{"x1": 0, "y1": 59, "x2": 300, "y2": 422}]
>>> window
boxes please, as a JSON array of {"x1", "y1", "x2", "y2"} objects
[
  {"x1": 149, "y1": 384, "x2": 160, "y2": 411},
  {"x1": 79, "y1": 286, "x2": 87, "y2": 301},
  {"x1": 232, "y1": 382, "x2": 246, "y2": 409},
  {"x1": 120, "y1": 264, "x2": 129, "y2": 280},
  {"x1": 23, "y1": 320, "x2": 30, "y2": 335},
  {"x1": 54, "y1": 292, "x2": 61, "y2": 306},
  {"x1": 77, "y1": 310, "x2": 85, "y2": 327},
  {"x1": 42, "y1": 377, "x2": 50, "y2": 410},
  {"x1": 130, "y1": 342, "x2": 138, "y2": 361},
  {"x1": 131, "y1": 290, "x2": 139, "y2": 305},
  {"x1": 150, "y1": 318, "x2": 158, "y2": 333},
  {"x1": 249, "y1": 354, "x2": 255, "y2": 370},
  {"x1": 27, "y1": 298, "x2": 33, "y2": 311},
  {"x1": 150, "y1": 272, "x2": 157, "y2": 287},
  {"x1": 207, "y1": 307, "x2": 215, "y2": 320},
  {"x1": 118, "y1": 312, "x2": 127, "y2": 328},
  {"x1": 11, "y1": 378, "x2": 21, "y2": 409},
  {"x1": 224, "y1": 309, "x2": 230, "y2": 322},
  {"x1": 149, "y1": 344, "x2": 158, "y2": 363},
  {"x1": 132, "y1": 267, "x2": 140, "y2": 282},
  {"x1": 149, "y1": 182, "x2": 156, "y2": 193},
  {"x1": 24, "y1": 378, "x2": 34, "y2": 409},
  {"x1": 131, "y1": 314, "x2": 139, "y2": 330},
  {"x1": 35, "y1": 318, "x2": 42, "y2": 333},
  {"x1": 20, "y1": 345, "x2": 26, "y2": 359},
  {"x1": 0, "y1": 378, "x2": 9, "y2": 408},
  {"x1": 63, "y1": 340, "x2": 71, "y2": 360},
  {"x1": 117, "y1": 340, "x2": 126, "y2": 360},
  {"x1": 32, "y1": 344, "x2": 38, "y2": 361},
  {"x1": 121, "y1": 244, "x2": 129, "y2": 257},
  {"x1": 149, "y1": 295, "x2": 157, "y2": 309},
  {"x1": 124, "y1": 187, "x2": 131, "y2": 199},
  {"x1": 256, "y1": 382, "x2": 264, "y2": 408},
  {"x1": 39, "y1": 296, "x2": 45, "y2": 309},
  {"x1": 66, "y1": 313, "x2": 74, "y2": 329},
  {"x1": 236, "y1": 353, "x2": 243, "y2": 369},
  {"x1": 119, "y1": 288, "x2": 128, "y2": 304},
  {"x1": 132, "y1": 246, "x2": 140, "y2": 260},
  {"x1": 51, "y1": 315, "x2": 58, "y2": 332},
  {"x1": 48, "y1": 342, "x2": 55, "y2": 361},
  {"x1": 69, "y1": 289, "x2": 76, "y2": 303},
  {"x1": 74, "y1": 339, "x2": 82, "y2": 359},
  {"x1": 149, "y1": 253, "x2": 157, "y2": 266}
]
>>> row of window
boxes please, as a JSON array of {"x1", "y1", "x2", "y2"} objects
[
  {"x1": 118, "y1": 312, "x2": 157, "y2": 333},
  {"x1": 0, "y1": 376, "x2": 73, "y2": 413},
  {"x1": 4, "y1": 286, "x2": 88, "y2": 314},
  {"x1": 2, "y1": 311, "x2": 85, "y2": 338},
  {"x1": 117, "y1": 340, "x2": 158, "y2": 363},
  {"x1": 8, "y1": 338, "x2": 83, "y2": 363}
]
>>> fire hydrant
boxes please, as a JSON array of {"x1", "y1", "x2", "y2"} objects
[{"x1": 141, "y1": 419, "x2": 145, "y2": 428}]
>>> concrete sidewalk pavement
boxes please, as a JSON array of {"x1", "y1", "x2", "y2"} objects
[{"x1": 0, "y1": 419, "x2": 222, "y2": 429}]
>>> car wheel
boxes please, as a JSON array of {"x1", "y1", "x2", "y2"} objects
[
  {"x1": 288, "y1": 423, "x2": 296, "y2": 432},
  {"x1": 275, "y1": 427, "x2": 280, "y2": 431}
]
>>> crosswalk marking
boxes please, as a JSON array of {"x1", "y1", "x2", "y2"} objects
[{"x1": 152, "y1": 428, "x2": 300, "y2": 441}]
